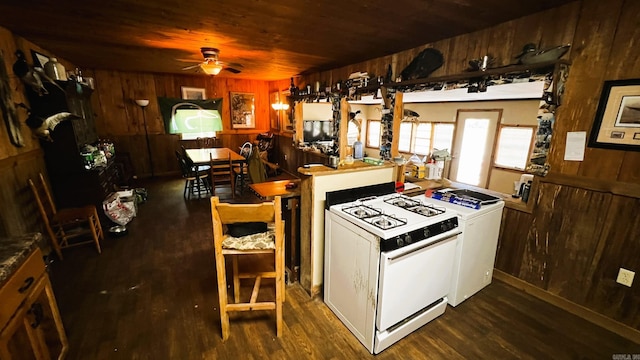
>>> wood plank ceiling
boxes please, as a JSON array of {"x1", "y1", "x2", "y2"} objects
[{"x1": 0, "y1": 0, "x2": 576, "y2": 81}]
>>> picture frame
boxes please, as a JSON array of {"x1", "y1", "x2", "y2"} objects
[
  {"x1": 181, "y1": 86, "x2": 206, "y2": 100},
  {"x1": 588, "y1": 79, "x2": 640, "y2": 152},
  {"x1": 230, "y1": 92, "x2": 255, "y2": 129},
  {"x1": 30, "y1": 50, "x2": 50, "y2": 68}
]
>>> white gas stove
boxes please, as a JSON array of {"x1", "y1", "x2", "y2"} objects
[
  {"x1": 324, "y1": 186, "x2": 461, "y2": 354},
  {"x1": 330, "y1": 193, "x2": 459, "y2": 250}
]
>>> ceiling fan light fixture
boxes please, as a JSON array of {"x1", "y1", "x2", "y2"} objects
[{"x1": 201, "y1": 62, "x2": 223, "y2": 75}]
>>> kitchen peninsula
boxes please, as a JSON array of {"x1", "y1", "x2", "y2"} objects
[{"x1": 297, "y1": 160, "x2": 395, "y2": 296}]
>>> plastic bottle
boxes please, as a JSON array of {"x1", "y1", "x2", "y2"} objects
[
  {"x1": 353, "y1": 141, "x2": 363, "y2": 159},
  {"x1": 44, "y1": 58, "x2": 67, "y2": 81},
  {"x1": 522, "y1": 180, "x2": 532, "y2": 202}
]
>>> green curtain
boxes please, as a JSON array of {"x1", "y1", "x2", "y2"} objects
[{"x1": 157, "y1": 97, "x2": 223, "y2": 134}]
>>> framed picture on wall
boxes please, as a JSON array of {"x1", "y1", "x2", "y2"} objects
[
  {"x1": 230, "y1": 92, "x2": 255, "y2": 129},
  {"x1": 588, "y1": 79, "x2": 640, "y2": 152},
  {"x1": 30, "y1": 50, "x2": 50, "y2": 68},
  {"x1": 181, "y1": 86, "x2": 206, "y2": 100}
]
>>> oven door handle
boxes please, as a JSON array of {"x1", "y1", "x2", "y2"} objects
[{"x1": 386, "y1": 231, "x2": 461, "y2": 262}]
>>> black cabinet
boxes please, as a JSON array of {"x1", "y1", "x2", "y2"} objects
[{"x1": 27, "y1": 80, "x2": 115, "y2": 209}]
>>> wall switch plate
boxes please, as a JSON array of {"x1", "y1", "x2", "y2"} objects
[{"x1": 616, "y1": 268, "x2": 635, "y2": 287}]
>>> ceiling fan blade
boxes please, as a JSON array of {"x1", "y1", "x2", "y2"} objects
[
  {"x1": 223, "y1": 67, "x2": 242, "y2": 74},
  {"x1": 181, "y1": 64, "x2": 202, "y2": 71}
]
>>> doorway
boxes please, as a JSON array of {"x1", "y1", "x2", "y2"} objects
[{"x1": 449, "y1": 109, "x2": 502, "y2": 187}]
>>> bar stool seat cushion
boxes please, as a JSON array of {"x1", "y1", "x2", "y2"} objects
[{"x1": 222, "y1": 230, "x2": 275, "y2": 250}]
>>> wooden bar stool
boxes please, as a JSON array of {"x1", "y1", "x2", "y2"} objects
[{"x1": 210, "y1": 196, "x2": 285, "y2": 340}]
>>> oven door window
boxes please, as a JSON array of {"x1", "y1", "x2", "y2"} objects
[{"x1": 376, "y1": 235, "x2": 457, "y2": 331}]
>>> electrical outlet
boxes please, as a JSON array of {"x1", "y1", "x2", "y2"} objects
[
  {"x1": 284, "y1": 154, "x2": 288, "y2": 161},
  {"x1": 616, "y1": 268, "x2": 635, "y2": 287}
]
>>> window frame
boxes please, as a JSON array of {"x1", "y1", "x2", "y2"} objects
[{"x1": 491, "y1": 124, "x2": 536, "y2": 171}]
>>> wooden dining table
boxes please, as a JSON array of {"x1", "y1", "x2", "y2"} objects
[{"x1": 185, "y1": 147, "x2": 248, "y2": 188}]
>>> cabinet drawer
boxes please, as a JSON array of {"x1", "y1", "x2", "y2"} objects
[{"x1": 0, "y1": 248, "x2": 45, "y2": 329}]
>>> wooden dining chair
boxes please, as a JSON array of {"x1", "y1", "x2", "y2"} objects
[
  {"x1": 28, "y1": 173, "x2": 104, "y2": 260},
  {"x1": 210, "y1": 196, "x2": 285, "y2": 340},
  {"x1": 196, "y1": 137, "x2": 220, "y2": 148},
  {"x1": 209, "y1": 153, "x2": 235, "y2": 199},
  {"x1": 176, "y1": 151, "x2": 211, "y2": 199},
  {"x1": 234, "y1": 142, "x2": 252, "y2": 192}
]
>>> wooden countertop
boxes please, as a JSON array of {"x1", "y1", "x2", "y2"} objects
[
  {"x1": 297, "y1": 160, "x2": 394, "y2": 176},
  {"x1": 249, "y1": 179, "x2": 301, "y2": 200},
  {"x1": 0, "y1": 233, "x2": 44, "y2": 286}
]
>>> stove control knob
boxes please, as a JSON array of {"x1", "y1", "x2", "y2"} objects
[
  {"x1": 403, "y1": 234, "x2": 412, "y2": 245},
  {"x1": 396, "y1": 237, "x2": 404, "y2": 247},
  {"x1": 423, "y1": 228, "x2": 431, "y2": 238}
]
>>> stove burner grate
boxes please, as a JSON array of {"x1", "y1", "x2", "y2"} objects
[
  {"x1": 341, "y1": 204, "x2": 382, "y2": 219},
  {"x1": 364, "y1": 214, "x2": 407, "y2": 230},
  {"x1": 384, "y1": 195, "x2": 446, "y2": 217},
  {"x1": 407, "y1": 204, "x2": 446, "y2": 217},
  {"x1": 383, "y1": 195, "x2": 422, "y2": 209}
]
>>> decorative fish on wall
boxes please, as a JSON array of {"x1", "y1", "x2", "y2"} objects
[
  {"x1": 0, "y1": 49, "x2": 24, "y2": 147},
  {"x1": 25, "y1": 111, "x2": 72, "y2": 142}
]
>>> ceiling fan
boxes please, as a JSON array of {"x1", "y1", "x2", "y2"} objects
[{"x1": 181, "y1": 47, "x2": 243, "y2": 75}]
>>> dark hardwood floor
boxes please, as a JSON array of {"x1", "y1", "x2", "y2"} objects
[{"x1": 48, "y1": 176, "x2": 640, "y2": 359}]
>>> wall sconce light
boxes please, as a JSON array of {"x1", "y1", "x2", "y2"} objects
[
  {"x1": 271, "y1": 103, "x2": 290, "y2": 111},
  {"x1": 135, "y1": 99, "x2": 150, "y2": 107}
]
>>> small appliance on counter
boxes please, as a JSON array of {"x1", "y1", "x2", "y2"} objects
[{"x1": 514, "y1": 174, "x2": 534, "y2": 198}]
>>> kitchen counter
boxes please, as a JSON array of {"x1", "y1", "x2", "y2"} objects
[
  {"x1": 0, "y1": 232, "x2": 45, "y2": 286},
  {"x1": 297, "y1": 160, "x2": 394, "y2": 176},
  {"x1": 403, "y1": 177, "x2": 530, "y2": 212}
]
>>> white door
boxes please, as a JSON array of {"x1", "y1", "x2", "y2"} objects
[{"x1": 449, "y1": 110, "x2": 501, "y2": 187}]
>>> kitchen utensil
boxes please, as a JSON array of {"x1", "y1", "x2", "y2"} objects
[{"x1": 328, "y1": 155, "x2": 339, "y2": 168}]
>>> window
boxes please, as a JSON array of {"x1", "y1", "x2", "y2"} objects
[
  {"x1": 413, "y1": 123, "x2": 432, "y2": 155},
  {"x1": 366, "y1": 120, "x2": 381, "y2": 148},
  {"x1": 494, "y1": 126, "x2": 534, "y2": 170},
  {"x1": 397, "y1": 122, "x2": 454, "y2": 156}
]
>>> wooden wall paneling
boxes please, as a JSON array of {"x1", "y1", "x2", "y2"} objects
[
  {"x1": 495, "y1": 208, "x2": 533, "y2": 275},
  {"x1": 122, "y1": 73, "x2": 162, "y2": 133},
  {"x1": 549, "y1": 0, "x2": 623, "y2": 176},
  {"x1": 93, "y1": 70, "x2": 132, "y2": 136},
  {"x1": 618, "y1": 152, "x2": 640, "y2": 183},
  {"x1": 485, "y1": 20, "x2": 516, "y2": 68},
  {"x1": 0, "y1": 150, "x2": 47, "y2": 237},
  {"x1": 154, "y1": 73, "x2": 188, "y2": 98},
  {"x1": 465, "y1": 27, "x2": 491, "y2": 64},
  {"x1": 444, "y1": 34, "x2": 471, "y2": 75},
  {"x1": 584, "y1": 195, "x2": 640, "y2": 328},
  {"x1": 542, "y1": 186, "x2": 611, "y2": 303},
  {"x1": 538, "y1": 2, "x2": 581, "y2": 53},
  {"x1": 510, "y1": 8, "x2": 546, "y2": 59}
]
